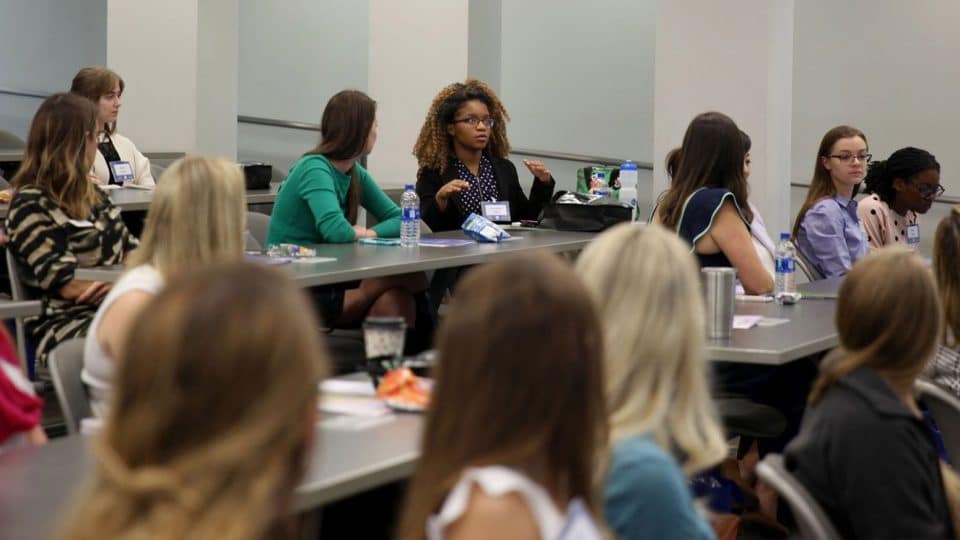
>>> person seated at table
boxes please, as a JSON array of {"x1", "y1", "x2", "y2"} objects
[
  {"x1": 652, "y1": 112, "x2": 772, "y2": 295},
  {"x1": 0, "y1": 326, "x2": 45, "y2": 453},
  {"x1": 655, "y1": 113, "x2": 811, "y2": 460},
  {"x1": 6, "y1": 93, "x2": 137, "y2": 372},
  {"x1": 665, "y1": 128, "x2": 776, "y2": 280},
  {"x1": 785, "y1": 248, "x2": 958, "y2": 539},
  {"x1": 82, "y1": 156, "x2": 246, "y2": 418},
  {"x1": 792, "y1": 126, "x2": 870, "y2": 278},
  {"x1": 924, "y1": 207, "x2": 960, "y2": 397},
  {"x1": 70, "y1": 66, "x2": 154, "y2": 187},
  {"x1": 267, "y1": 90, "x2": 430, "y2": 346},
  {"x1": 397, "y1": 253, "x2": 607, "y2": 540},
  {"x1": 60, "y1": 262, "x2": 328, "y2": 540},
  {"x1": 858, "y1": 147, "x2": 941, "y2": 251},
  {"x1": 575, "y1": 224, "x2": 726, "y2": 540},
  {"x1": 413, "y1": 78, "x2": 555, "y2": 232}
]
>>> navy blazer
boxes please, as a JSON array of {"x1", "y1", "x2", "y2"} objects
[{"x1": 416, "y1": 154, "x2": 555, "y2": 232}]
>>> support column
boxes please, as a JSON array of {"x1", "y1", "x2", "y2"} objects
[
  {"x1": 367, "y1": 0, "x2": 469, "y2": 187},
  {"x1": 653, "y1": 0, "x2": 794, "y2": 234}
]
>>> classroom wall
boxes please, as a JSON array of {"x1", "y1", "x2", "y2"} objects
[
  {"x1": 0, "y1": 0, "x2": 107, "y2": 139},
  {"x1": 236, "y1": 0, "x2": 369, "y2": 173},
  {"x1": 498, "y1": 0, "x2": 656, "y2": 165},
  {"x1": 792, "y1": 1, "x2": 960, "y2": 190},
  {"x1": 366, "y1": 0, "x2": 469, "y2": 187}
]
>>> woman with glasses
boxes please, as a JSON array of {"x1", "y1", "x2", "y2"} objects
[
  {"x1": 792, "y1": 126, "x2": 871, "y2": 278},
  {"x1": 858, "y1": 147, "x2": 941, "y2": 251},
  {"x1": 413, "y1": 78, "x2": 555, "y2": 232}
]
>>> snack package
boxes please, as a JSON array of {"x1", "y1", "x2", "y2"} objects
[
  {"x1": 376, "y1": 367, "x2": 430, "y2": 411},
  {"x1": 462, "y1": 213, "x2": 511, "y2": 243},
  {"x1": 265, "y1": 243, "x2": 317, "y2": 258}
]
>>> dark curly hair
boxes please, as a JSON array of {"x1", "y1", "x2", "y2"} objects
[
  {"x1": 863, "y1": 147, "x2": 940, "y2": 204},
  {"x1": 413, "y1": 78, "x2": 510, "y2": 174}
]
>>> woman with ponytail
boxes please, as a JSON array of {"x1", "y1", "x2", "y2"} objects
[
  {"x1": 858, "y1": 147, "x2": 941, "y2": 250},
  {"x1": 60, "y1": 263, "x2": 329, "y2": 540},
  {"x1": 785, "y1": 249, "x2": 957, "y2": 539}
]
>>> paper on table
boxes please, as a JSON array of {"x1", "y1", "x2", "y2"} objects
[
  {"x1": 732, "y1": 315, "x2": 762, "y2": 329},
  {"x1": 418, "y1": 238, "x2": 475, "y2": 248},
  {"x1": 97, "y1": 184, "x2": 122, "y2": 191},
  {"x1": 320, "y1": 379, "x2": 376, "y2": 397},
  {"x1": 757, "y1": 317, "x2": 790, "y2": 327},
  {"x1": 319, "y1": 394, "x2": 391, "y2": 417},
  {"x1": 320, "y1": 415, "x2": 395, "y2": 431},
  {"x1": 291, "y1": 256, "x2": 337, "y2": 264},
  {"x1": 123, "y1": 183, "x2": 154, "y2": 190}
]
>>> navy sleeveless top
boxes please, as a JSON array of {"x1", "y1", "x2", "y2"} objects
[{"x1": 677, "y1": 188, "x2": 749, "y2": 268}]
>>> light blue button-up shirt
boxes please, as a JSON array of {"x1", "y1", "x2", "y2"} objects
[{"x1": 797, "y1": 194, "x2": 869, "y2": 278}]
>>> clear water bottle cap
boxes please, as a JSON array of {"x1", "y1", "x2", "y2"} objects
[
  {"x1": 780, "y1": 232, "x2": 791, "y2": 241},
  {"x1": 620, "y1": 160, "x2": 638, "y2": 171},
  {"x1": 405, "y1": 184, "x2": 414, "y2": 190}
]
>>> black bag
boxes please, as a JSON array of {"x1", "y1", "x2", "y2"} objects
[
  {"x1": 538, "y1": 191, "x2": 633, "y2": 232},
  {"x1": 241, "y1": 162, "x2": 273, "y2": 190}
]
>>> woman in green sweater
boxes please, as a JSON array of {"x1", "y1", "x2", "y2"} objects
[{"x1": 268, "y1": 90, "x2": 428, "y2": 337}]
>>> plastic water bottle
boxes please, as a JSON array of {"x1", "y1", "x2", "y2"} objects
[
  {"x1": 400, "y1": 184, "x2": 420, "y2": 247},
  {"x1": 775, "y1": 232, "x2": 797, "y2": 300},
  {"x1": 619, "y1": 160, "x2": 639, "y2": 220}
]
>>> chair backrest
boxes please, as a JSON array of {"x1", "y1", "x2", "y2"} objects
[
  {"x1": 916, "y1": 379, "x2": 960, "y2": 465},
  {"x1": 48, "y1": 338, "x2": 91, "y2": 435},
  {"x1": 0, "y1": 129, "x2": 26, "y2": 150},
  {"x1": 5, "y1": 249, "x2": 30, "y2": 374},
  {"x1": 791, "y1": 240, "x2": 823, "y2": 282},
  {"x1": 756, "y1": 454, "x2": 842, "y2": 540},
  {"x1": 245, "y1": 211, "x2": 271, "y2": 251}
]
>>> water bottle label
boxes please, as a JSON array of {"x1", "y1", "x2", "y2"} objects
[
  {"x1": 775, "y1": 257, "x2": 795, "y2": 273},
  {"x1": 403, "y1": 208, "x2": 420, "y2": 221}
]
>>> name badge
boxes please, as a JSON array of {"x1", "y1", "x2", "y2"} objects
[
  {"x1": 481, "y1": 201, "x2": 511, "y2": 223},
  {"x1": 907, "y1": 223, "x2": 920, "y2": 245},
  {"x1": 108, "y1": 160, "x2": 135, "y2": 183}
]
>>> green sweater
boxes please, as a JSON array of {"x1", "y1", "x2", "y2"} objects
[{"x1": 266, "y1": 155, "x2": 401, "y2": 245}]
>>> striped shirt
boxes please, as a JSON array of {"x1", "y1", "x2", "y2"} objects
[
  {"x1": 925, "y1": 345, "x2": 960, "y2": 398},
  {"x1": 5, "y1": 186, "x2": 137, "y2": 369}
]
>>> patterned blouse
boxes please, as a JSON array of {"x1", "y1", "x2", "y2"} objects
[
  {"x1": 454, "y1": 154, "x2": 500, "y2": 216},
  {"x1": 5, "y1": 186, "x2": 138, "y2": 369}
]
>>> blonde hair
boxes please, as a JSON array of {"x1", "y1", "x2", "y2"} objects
[
  {"x1": 575, "y1": 223, "x2": 727, "y2": 475},
  {"x1": 59, "y1": 263, "x2": 329, "y2": 540},
  {"x1": 935, "y1": 207, "x2": 960, "y2": 348},
  {"x1": 127, "y1": 156, "x2": 246, "y2": 277},
  {"x1": 810, "y1": 248, "x2": 940, "y2": 402}
]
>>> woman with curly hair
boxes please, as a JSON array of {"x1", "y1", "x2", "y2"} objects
[{"x1": 413, "y1": 79, "x2": 555, "y2": 231}]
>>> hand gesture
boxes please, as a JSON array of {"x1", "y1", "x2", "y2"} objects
[
  {"x1": 522, "y1": 160, "x2": 552, "y2": 183},
  {"x1": 435, "y1": 179, "x2": 470, "y2": 211}
]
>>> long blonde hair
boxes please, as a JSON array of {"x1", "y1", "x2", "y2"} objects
[
  {"x1": 127, "y1": 156, "x2": 246, "y2": 277},
  {"x1": 935, "y1": 207, "x2": 960, "y2": 348},
  {"x1": 13, "y1": 92, "x2": 101, "y2": 220},
  {"x1": 60, "y1": 263, "x2": 329, "y2": 540},
  {"x1": 575, "y1": 223, "x2": 727, "y2": 475}
]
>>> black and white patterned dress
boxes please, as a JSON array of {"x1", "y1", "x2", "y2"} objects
[
  {"x1": 454, "y1": 154, "x2": 500, "y2": 216},
  {"x1": 5, "y1": 186, "x2": 138, "y2": 368}
]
